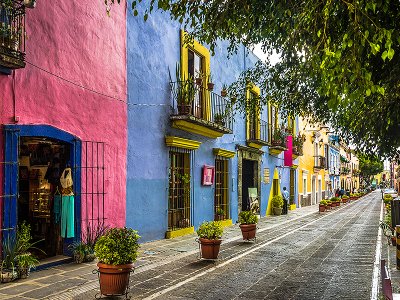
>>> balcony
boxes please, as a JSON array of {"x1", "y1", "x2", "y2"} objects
[
  {"x1": 247, "y1": 119, "x2": 269, "y2": 149},
  {"x1": 341, "y1": 167, "x2": 350, "y2": 175},
  {"x1": 169, "y1": 81, "x2": 233, "y2": 138},
  {"x1": 269, "y1": 125, "x2": 287, "y2": 155},
  {"x1": 0, "y1": 1, "x2": 25, "y2": 69},
  {"x1": 314, "y1": 155, "x2": 326, "y2": 170},
  {"x1": 292, "y1": 133, "x2": 305, "y2": 159}
]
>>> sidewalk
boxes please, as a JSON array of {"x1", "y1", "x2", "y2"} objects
[{"x1": 0, "y1": 204, "x2": 320, "y2": 299}]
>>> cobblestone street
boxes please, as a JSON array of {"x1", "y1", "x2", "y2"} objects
[{"x1": 0, "y1": 191, "x2": 385, "y2": 300}]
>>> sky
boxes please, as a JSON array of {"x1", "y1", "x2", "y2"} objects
[{"x1": 252, "y1": 44, "x2": 281, "y2": 65}]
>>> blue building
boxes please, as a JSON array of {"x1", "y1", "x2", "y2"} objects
[
  {"x1": 328, "y1": 135, "x2": 340, "y2": 195},
  {"x1": 126, "y1": 7, "x2": 300, "y2": 242}
]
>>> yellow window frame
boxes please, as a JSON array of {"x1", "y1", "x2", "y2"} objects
[
  {"x1": 180, "y1": 30, "x2": 211, "y2": 121},
  {"x1": 246, "y1": 84, "x2": 261, "y2": 140}
]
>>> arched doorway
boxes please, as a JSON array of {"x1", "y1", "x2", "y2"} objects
[{"x1": 3, "y1": 125, "x2": 81, "y2": 258}]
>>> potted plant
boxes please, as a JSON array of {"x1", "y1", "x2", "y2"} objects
[
  {"x1": 215, "y1": 207, "x2": 225, "y2": 221},
  {"x1": 195, "y1": 70, "x2": 204, "y2": 86},
  {"x1": 15, "y1": 252, "x2": 39, "y2": 279},
  {"x1": 342, "y1": 195, "x2": 349, "y2": 203},
  {"x1": 319, "y1": 200, "x2": 328, "y2": 212},
  {"x1": 271, "y1": 195, "x2": 284, "y2": 216},
  {"x1": 207, "y1": 73, "x2": 214, "y2": 91},
  {"x1": 94, "y1": 227, "x2": 140, "y2": 296},
  {"x1": 221, "y1": 84, "x2": 228, "y2": 97},
  {"x1": 196, "y1": 221, "x2": 223, "y2": 259},
  {"x1": 1, "y1": 235, "x2": 18, "y2": 283},
  {"x1": 271, "y1": 126, "x2": 287, "y2": 147},
  {"x1": 174, "y1": 63, "x2": 196, "y2": 115},
  {"x1": 325, "y1": 200, "x2": 332, "y2": 209},
  {"x1": 69, "y1": 242, "x2": 88, "y2": 264},
  {"x1": 214, "y1": 112, "x2": 225, "y2": 126},
  {"x1": 330, "y1": 197, "x2": 340, "y2": 207},
  {"x1": 14, "y1": 221, "x2": 43, "y2": 279},
  {"x1": 238, "y1": 210, "x2": 258, "y2": 240}
]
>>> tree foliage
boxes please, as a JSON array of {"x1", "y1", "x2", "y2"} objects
[
  {"x1": 358, "y1": 153, "x2": 384, "y2": 177},
  {"x1": 109, "y1": 0, "x2": 400, "y2": 157}
]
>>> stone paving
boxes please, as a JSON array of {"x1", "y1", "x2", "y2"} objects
[{"x1": 0, "y1": 191, "x2": 389, "y2": 299}]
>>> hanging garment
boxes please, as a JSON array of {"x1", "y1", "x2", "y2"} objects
[
  {"x1": 61, "y1": 195, "x2": 74, "y2": 238},
  {"x1": 53, "y1": 194, "x2": 62, "y2": 224}
]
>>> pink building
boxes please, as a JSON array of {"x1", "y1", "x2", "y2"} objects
[{"x1": 0, "y1": 1, "x2": 126, "y2": 262}]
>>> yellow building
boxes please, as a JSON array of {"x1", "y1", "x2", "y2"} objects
[{"x1": 297, "y1": 119, "x2": 329, "y2": 206}]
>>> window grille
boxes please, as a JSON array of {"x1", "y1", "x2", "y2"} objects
[
  {"x1": 214, "y1": 158, "x2": 229, "y2": 220},
  {"x1": 168, "y1": 148, "x2": 192, "y2": 230}
]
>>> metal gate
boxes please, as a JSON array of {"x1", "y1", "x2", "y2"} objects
[{"x1": 75, "y1": 141, "x2": 107, "y2": 240}]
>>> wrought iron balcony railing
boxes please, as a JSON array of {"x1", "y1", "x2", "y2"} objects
[
  {"x1": 0, "y1": 0, "x2": 25, "y2": 69},
  {"x1": 340, "y1": 167, "x2": 350, "y2": 174},
  {"x1": 269, "y1": 124, "x2": 287, "y2": 149},
  {"x1": 314, "y1": 155, "x2": 326, "y2": 169},
  {"x1": 249, "y1": 119, "x2": 269, "y2": 144},
  {"x1": 169, "y1": 81, "x2": 233, "y2": 132}
]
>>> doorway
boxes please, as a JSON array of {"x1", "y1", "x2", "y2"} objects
[
  {"x1": 242, "y1": 159, "x2": 256, "y2": 211},
  {"x1": 18, "y1": 137, "x2": 71, "y2": 258},
  {"x1": 311, "y1": 176, "x2": 316, "y2": 204},
  {"x1": 290, "y1": 169, "x2": 295, "y2": 205},
  {"x1": 3, "y1": 125, "x2": 81, "y2": 260}
]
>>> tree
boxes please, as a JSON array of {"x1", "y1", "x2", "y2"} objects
[
  {"x1": 110, "y1": 0, "x2": 400, "y2": 157},
  {"x1": 358, "y1": 153, "x2": 384, "y2": 186}
]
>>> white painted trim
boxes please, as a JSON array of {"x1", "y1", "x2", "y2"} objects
[
  {"x1": 302, "y1": 169, "x2": 309, "y2": 174},
  {"x1": 370, "y1": 200, "x2": 384, "y2": 300}
]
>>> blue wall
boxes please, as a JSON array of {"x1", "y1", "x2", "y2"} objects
[{"x1": 126, "y1": 3, "x2": 295, "y2": 242}]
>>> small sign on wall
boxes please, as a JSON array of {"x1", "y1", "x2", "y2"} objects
[
  {"x1": 202, "y1": 165, "x2": 215, "y2": 186},
  {"x1": 263, "y1": 168, "x2": 270, "y2": 184}
]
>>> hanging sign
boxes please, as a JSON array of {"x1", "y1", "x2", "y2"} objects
[{"x1": 202, "y1": 165, "x2": 215, "y2": 186}]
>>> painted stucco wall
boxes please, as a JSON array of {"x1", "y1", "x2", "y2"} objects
[
  {"x1": 126, "y1": 4, "x2": 294, "y2": 241},
  {"x1": 0, "y1": 2, "x2": 127, "y2": 228}
]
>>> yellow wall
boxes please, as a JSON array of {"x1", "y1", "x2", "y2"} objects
[{"x1": 297, "y1": 118, "x2": 329, "y2": 203}]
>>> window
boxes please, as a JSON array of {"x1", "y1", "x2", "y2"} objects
[
  {"x1": 273, "y1": 178, "x2": 279, "y2": 196},
  {"x1": 188, "y1": 49, "x2": 204, "y2": 118},
  {"x1": 180, "y1": 30, "x2": 210, "y2": 120},
  {"x1": 269, "y1": 104, "x2": 278, "y2": 139},
  {"x1": 247, "y1": 91, "x2": 259, "y2": 140},
  {"x1": 303, "y1": 178, "x2": 307, "y2": 195},
  {"x1": 214, "y1": 158, "x2": 229, "y2": 220},
  {"x1": 168, "y1": 151, "x2": 191, "y2": 230}
]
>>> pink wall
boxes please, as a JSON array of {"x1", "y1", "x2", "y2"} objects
[{"x1": 0, "y1": 2, "x2": 127, "y2": 228}]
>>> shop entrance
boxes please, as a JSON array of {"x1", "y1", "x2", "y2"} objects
[
  {"x1": 2, "y1": 125, "x2": 81, "y2": 261},
  {"x1": 242, "y1": 159, "x2": 256, "y2": 211},
  {"x1": 18, "y1": 137, "x2": 71, "y2": 258}
]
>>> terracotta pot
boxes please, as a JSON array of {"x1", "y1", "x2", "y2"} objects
[
  {"x1": 327, "y1": 204, "x2": 332, "y2": 210},
  {"x1": 273, "y1": 207, "x2": 282, "y2": 215},
  {"x1": 178, "y1": 104, "x2": 192, "y2": 115},
  {"x1": 221, "y1": 90, "x2": 227, "y2": 97},
  {"x1": 207, "y1": 82, "x2": 215, "y2": 91},
  {"x1": 239, "y1": 224, "x2": 257, "y2": 240},
  {"x1": 319, "y1": 205, "x2": 326, "y2": 212},
  {"x1": 18, "y1": 267, "x2": 30, "y2": 279},
  {"x1": 199, "y1": 238, "x2": 222, "y2": 259},
  {"x1": 342, "y1": 199, "x2": 347, "y2": 204},
  {"x1": 195, "y1": 78, "x2": 203, "y2": 85},
  {"x1": 97, "y1": 262, "x2": 134, "y2": 296},
  {"x1": 392, "y1": 236, "x2": 396, "y2": 246}
]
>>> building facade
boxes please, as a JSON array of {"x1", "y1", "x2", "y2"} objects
[
  {"x1": 125, "y1": 8, "x2": 300, "y2": 242},
  {"x1": 328, "y1": 135, "x2": 340, "y2": 194},
  {"x1": 0, "y1": 2, "x2": 127, "y2": 259},
  {"x1": 297, "y1": 120, "x2": 329, "y2": 206}
]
